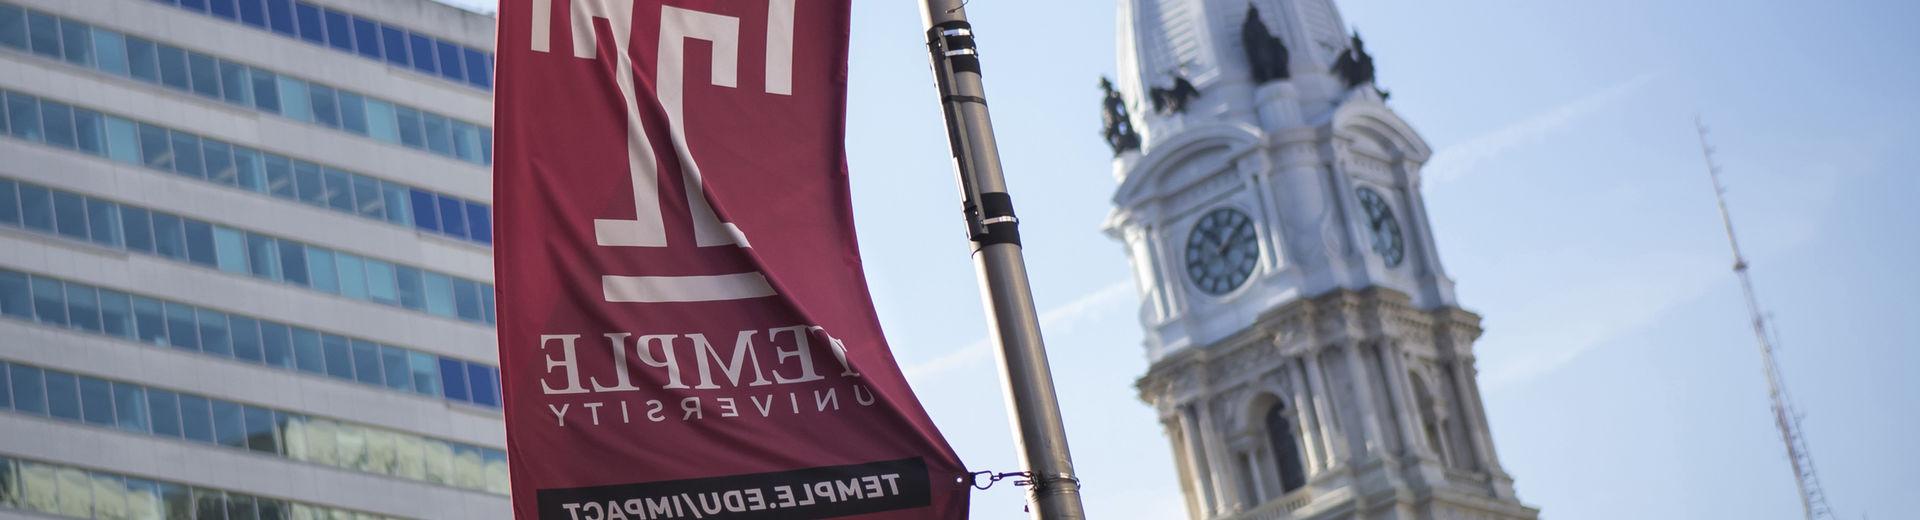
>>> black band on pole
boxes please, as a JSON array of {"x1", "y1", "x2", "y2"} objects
[{"x1": 976, "y1": 192, "x2": 1020, "y2": 247}]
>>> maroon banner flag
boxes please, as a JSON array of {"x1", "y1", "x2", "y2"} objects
[{"x1": 491, "y1": 1, "x2": 969, "y2": 518}]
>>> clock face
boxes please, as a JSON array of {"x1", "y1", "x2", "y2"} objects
[
  {"x1": 1185, "y1": 207, "x2": 1260, "y2": 295},
  {"x1": 1355, "y1": 187, "x2": 1405, "y2": 267}
]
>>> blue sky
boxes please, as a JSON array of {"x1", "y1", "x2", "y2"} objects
[{"x1": 449, "y1": 0, "x2": 1920, "y2": 517}]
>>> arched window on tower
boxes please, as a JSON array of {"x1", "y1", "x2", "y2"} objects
[{"x1": 1265, "y1": 402, "x2": 1307, "y2": 493}]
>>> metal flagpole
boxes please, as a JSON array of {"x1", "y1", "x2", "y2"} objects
[{"x1": 918, "y1": 1, "x2": 1089, "y2": 518}]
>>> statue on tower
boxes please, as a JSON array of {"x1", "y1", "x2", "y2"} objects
[
  {"x1": 1241, "y1": 5, "x2": 1290, "y2": 84},
  {"x1": 1149, "y1": 75, "x2": 1201, "y2": 115},
  {"x1": 1099, "y1": 77, "x2": 1142, "y2": 156},
  {"x1": 1330, "y1": 32, "x2": 1376, "y2": 89}
]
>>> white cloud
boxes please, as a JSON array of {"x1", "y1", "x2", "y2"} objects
[
  {"x1": 1424, "y1": 73, "x2": 1657, "y2": 184},
  {"x1": 905, "y1": 280, "x2": 1135, "y2": 380}
]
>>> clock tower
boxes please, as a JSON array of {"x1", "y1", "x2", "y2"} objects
[{"x1": 1101, "y1": 1, "x2": 1541, "y2": 519}]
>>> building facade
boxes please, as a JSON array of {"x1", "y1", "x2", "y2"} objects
[
  {"x1": 0, "y1": 0, "x2": 508, "y2": 518},
  {"x1": 1104, "y1": 1, "x2": 1540, "y2": 519}
]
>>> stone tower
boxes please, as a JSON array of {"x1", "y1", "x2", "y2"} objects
[{"x1": 1103, "y1": 1, "x2": 1541, "y2": 519}]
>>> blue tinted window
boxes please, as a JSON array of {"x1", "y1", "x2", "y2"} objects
[
  {"x1": 409, "y1": 189, "x2": 438, "y2": 232},
  {"x1": 208, "y1": 0, "x2": 237, "y2": 20},
  {"x1": 364, "y1": 98, "x2": 398, "y2": 143},
  {"x1": 9, "y1": 364, "x2": 46, "y2": 414},
  {"x1": 72, "y1": 108, "x2": 104, "y2": 155},
  {"x1": 395, "y1": 266, "x2": 424, "y2": 310},
  {"x1": 44, "y1": 371, "x2": 80, "y2": 421},
  {"x1": 0, "y1": 180, "x2": 15, "y2": 227},
  {"x1": 203, "y1": 139, "x2": 236, "y2": 185},
  {"x1": 65, "y1": 284, "x2": 100, "y2": 333},
  {"x1": 264, "y1": 0, "x2": 294, "y2": 35},
  {"x1": 177, "y1": 395, "x2": 215, "y2": 443},
  {"x1": 128, "y1": 296, "x2": 162, "y2": 345},
  {"x1": 321, "y1": 334, "x2": 352, "y2": 379},
  {"x1": 169, "y1": 130, "x2": 204, "y2": 178},
  {"x1": 164, "y1": 302, "x2": 198, "y2": 350},
  {"x1": 234, "y1": 147, "x2": 265, "y2": 192},
  {"x1": 290, "y1": 328, "x2": 323, "y2": 374},
  {"x1": 126, "y1": 36, "x2": 158, "y2": 82},
  {"x1": 293, "y1": 161, "x2": 323, "y2": 206},
  {"x1": 59, "y1": 19, "x2": 91, "y2": 67},
  {"x1": 0, "y1": 5, "x2": 24, "y2": 50},
  {"x1": 466, "y1": 204, "x2": 492, "y2": 245},
  {"x1": 395, "y1": 105, "x2": 423, "y2": 148},
  {"x1": 98, "y1": 289, "x2": 132, "y2": 339},
  {"x1": 452, "y1": 278, "x2": 481, "y2": 322},
  {"x1": 137, "y1": 123, "x2": 170, "y2": 170},
  {"x1": 121, "y1": 206, "x2": 154, "y2": 254},
  {"x1": 322, "y1": 9, "x2": 352, "y2": 52},
  {"x1": 86, "y1": 199, "x2": 121, "y2": 248},
  {"x1": 151, "y1": 212, "x2": 186, "y2": 260},
  {"x1": 93, "y1": 30, "x2": 129, "y2": 76},
  {"x1": 198, "y1": 309, "x2": 232, "y2": 357},
  {"x1": 18, "y1": 184, "x2": 51, "y2": 233},
  {"x1": 308, "y1": 84, "x2": 339, "y2": 128},
  {"x1": 259, "y1": 322, "x2": 292, "y2": 369},
  {"x1": 382, "y1": 183, "x2": 411, "y2": 226},
  {"x1": 237, "y1": 0, "x2": 266, "y2": 28},
  {"x1": 351, "y1": 16, "x2": 379, "y2": 59},
  {"x1": 211, "y1": 400, "x2": 245, "y2": 448},
  {"x1": 292, "y1": 2, "x2": 323, "y2": 44},
  {"x1": 277, "y1": 76, "x2": 309, "y2": 122},
  {"x1": 321, "y1": 167, "x2": 352, "y2": 211},
  {"x1": 451, "y1": 121, "x2": 482, "y2": 163},
  {"x1": 25, "y1": 11, "x2": 56, "y2": 58},
  {"x1": 31, "y1": 276, "x2": 65, "y2": 326},
  {"x1": 408, "y1": 32, "x2": 435, "y2": 74},
  {"x1": 463, "y1": 49, "x2": 491, "y2": 88},
  {"x1": 0, "y1": 270, "x2": 30, "y2": 320},
  {"x1": 230, "y1": 315, "x2": 262, "y2": 362},
  {"x1": 105, "y1": 116, "x2": 139, "y2": 164},
  {"x1": 380, "y1": 346, "x2": 409, "y2": 391},
  {"x1": 79, "y1": 376, "x2": 114, "y2": 426},
  {"x1": 437, "y1": 196, "x2": 467, "y2": 238},
  {"x1": 264, "y1": 154, "x2": 294, "y2": 200},
  {"x1": 350, "y1": 340, "x2": 382, "y2": 385},
  {"x1": 156, "y1": 45, "x2": 189, "y2": 90},
  {"x1": 183, "y1": 219, "x2": 217, "y2": 267},
  {"x1": 277, "y1": 240, "x2": 307, "y2": 286},
  {"x1": 467, "y1": 365, "x2": 498, "y2": 407},
  {"x1": 179, "y1": 0, "x2": 208, "y2": 13},
  {"x1": 146, "y1": 389, "x2": 181, "y2": 437},
  {"x1": 249, "y1": 68, "x2": 279, "y2": 113},
  {"x1": 0, "y1": 361, "x2": 9, "y2": 409},
  {"x1": 435, "y1": 40, "x2": 463, "y2": 81},
  {"x1": 213, "y1": 226, "x2": 247, "y2": 273},
  {"x1": 243, "y1": 406, "x2": 277, "y2": 453},
  {"x1": 245, "y1": 233, "x2": 278, "y2": 281},
  {"x1": 305, "y1": 247, "x2": 337, "y2": 293},
  {"x1": 422, "y1": 113, "x2": 452, "y2": 155},
  {"x1": 334, "y1": 252, "x2": 366, "y2": 300},
  {"x1": 5, "y1": 92, "x2": 40, "y2": 141},
  {"x1": 363, "y1": 258, "x2": 396, "y2": 304},
  {"x1": 219, "y1": 61, "x2": 251, "y2": 106},
  {"x1": 407, "y1": 352, "x2": 439, "y2": 396},
  {"x1": 41, "y1": 101, "x2": 75, "y2": 150},
  {"x1": 337, "y1": 91, "x2": 367, "y2": 136},
  {"x1": 438, "y1": 358, "x2": 468, "y2": 402},
  {"x1": 113, "y1": 382, "x2": 148, "y2": 433},
  {"x1": 379, "y1": 25, "x2": 408, "y2": 66},
  {"x1": 350, "y1": 175, "x2": 383, "y2": 219},
  {"x1": 50, "y1": 190, "x2": 86, "y2": 240},
  {"x1": 187, "y1": 52, "x2": 221, "y2": 98}
]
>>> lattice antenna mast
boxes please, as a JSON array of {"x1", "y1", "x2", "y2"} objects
[{"x1": 1695, "y1": 118, "x2": 1834, "y2": 520}]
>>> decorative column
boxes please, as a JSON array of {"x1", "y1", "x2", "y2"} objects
[
  {"x1": 1303, "y1": 349, "x2": 1345, "y2": 463},
  {"x1": 1178, "y1": 405, "x2": 1218, "y2": 517}
]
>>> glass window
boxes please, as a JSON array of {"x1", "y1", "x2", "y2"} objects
[
  {"x1": 395, "y1": 105, "x2": 423, "y2": 149},
  {"x1": 322, "y1": 9, "x2": 351, "y2": 51},
  {"x1": 104, "y1": 116, "x2": 139, "y2": 164},
  {"x1": 337, "y1": 90, "x2": 367, "y2": 135},
  {"x1": 234, "y1": 147, "x2": 265, "y2": 192},
  {"x1": 0, "y1": 180, "x2": 15, "y2": 227},
  {"x1": 407, "y1": 32, "x2": 436, "y2": 75},
  {"x1": 0, "y1": 4, "x2": 23, "y2": 50},
  {"x1": 131, "y1": 295, "x2": 166, "y2": 346},
  {"x1": 379, "y1": 346, "x2": 409, "y2": 391},
  {"x1": 72, "y1": 108, "x2": 104, "y2": 156},
  {"x1": 422, "y1": 112, "x2": 452, "y2": 156},
  {"x1": 25, "y1": 11, "x2": 56, "y2": 58},
  {"x1": 276, "y1": 76, "x2": 310, "y2": 123},
  {"x1": 99, "y1": 289, "x2": 132, "y2": 339},
  {"x1": 42, "y1": 101, "x2": 77, "y2": 150},
  {"x1": 1, "y1": 363, "x2": 10, "y2": 409},
  {"x1": 182, "y1": 219, "x2": 217, "y2": 267},
  {"x1": 51, "y1": 190, "x2": 88, "y2": 241},
  {"x1": 59, "y1": 19, "x2": 92, "y2": 67},
  {"x1": 180, "y1": 0, "x2": 208, "y2": 13},
  {"x1": 362, "y1": 259, "x2": 396, "y2": 304},
  {"x1": 321, "y1": 167, "x2": 352, "y2": 212},
  {"x1": 5, "y1": 92, "x2": 41, "y2": 142},
  {"x1": 177, "y1": 395, "x2": 215, "y2": 444},
  {"x1": 31, "y1": 275, "x2": 66, "y2": 326},
  {"x1": 452, "y1": 121, "x2": 482, "y2": 163},
  {"x1": 156, "y1": 45, "x2": 190, "y2": 90},
  {"x1": 435, "y1": 40, "x2": 463, "y2": 81},
  {"x1": 245, "y1": 233, "x2": 278, "y2": 281},
  {"x1": 79, "y1": 376, "x2": 114, "y2": 426},
  {"x1": 226, "y1": 493, "x2": 258, "y2": 520},
  {"x1": 453, "y1": 278, "x2": 482, "y2": 322},
  {"x1": 211, "y1": 400, "x2": 246, "y2": 448},
  {"x1": 350, "y1": 16, "x2": 379, "y2": 59},
  {"x1": 123, "y1": 478, "x2": 163, "y2": 520},
  {"x1": 379, "y1": 25, "x2": 408, "y2": 67},
  {"x1": 237, "y1": 0, "x2": 266, "y2": 27},
  {"x1": 407, "y1": 352, "x2": 439, "y2": 396},
  {"x1": 65, "y1": 283, "x2": 101, "y2": 333},
  {"x1": 249, "y1": 68, "x2": 280, "y2": 113},
  {"x1": 260, "y1": 322, "x2": 293, "y2": 370},
  {"x1": 437, "y1": 196, "x2": 467, "y2": 238},
  {"x1": 86, "y1": 198, "x2": 121, "y2": 248},
  {"x1": 55, "y1": 467, "x2": 91, "y2": 518},
  {"x1": 146, "y1": 389, "x2": 181, "y2": 438},
  {"x1": 205, "y1": 139, "x2": 237, "y2": 185},
  {"x1": 363, "y1": 98, "x2": 398, "y2": 144},
  {"x1": 350, "y1": 175, "x2": 383, "y2": 219},
  {"x1": 209, "y1": 0, "x2": 238, "y2": 20},
  {"x1": 293, "y1": 161, "x2": 324, "y2": 207},
  {"x1": 157, "y1": 483, "x2": 191, "y2": 520},
  {"x1": 484, "y1": 450, "x2": 510, "y2": 494},
  {"x1": 198, "y1": 309, "x2": 232, "y2": 357},
  {"x1": 243, "y1": 405, "x2": 278, "y2": 454},
  {"x1": 308, "y1": 83, "x2": 339, "y2": 129},
  {"x1": 305, "y1": 248, "x2": 337, "y2": 293},
  {"x1": 394, "y1": 265, "x2": 424, "y2": 310},
  {"x1": 276, "y1": 240, "x2": 307, "y2": 286},
  {"x1": 0, "y1": 269, "x2": 28, "y2": 319},
  {"x1": 113, "y1": 382, "x2": 148, "y2": 433},
  {"x1": 137, "y1": 123, "x2": 173, "y2": 171},
  {"x1": 437, "y1": 358, "x2": 467, "y2": 402},
  {"x1": 263, "y1": 154, "x2": 294, "y2": 200},
  {"x1": 152, "y1": 212, "x2": 186, "y2": 260},
  {"x1": 292, "y1": 1, "x2": 323, "y2": 44},
  {"x1": 213, "y1": 227, "x2": 247, "y2": 273},
  {"x1": 423, "y1": 272, "x2": 454, "y2": 318},
  {"x1": 12, "y1": 460, "x2": 52, "y2": 512},
  {"x1": 18, "y1": 184, "x2": 52, "y2": 233},
  {"x1": 164, "y1": 302, "x2": 198, "y2": 351},
  {"x1": 364, "y1": 428, "x2": 396, "y2": 475},
  {"x1": 187, "y1": 52, "x2": 221, "y2": 99},
  {"x1": 464, "y1": 48, "x2": 492, "y2": 89},
  {"x1": 9, "y1": 364, "x2": 46, "y2": 415},
  {"x1": 169, "y1": 130, "x2": 205, "y2": 179},
  {"x1": 126, "y1": 36, "x2": 159, "y2": 83},
  {"x1": 120, "y1": 206, "x2": 154, "y2": 254},
  {"x1": 349, "y1": 340, "x2": 382, "y2": 386},
  {"x1": 451, "y1": 444, "x2": 485, "y2": 490},
  {"x1": 320, "y1": 334, "x2": 352, "y2": 380},
  {"x1": 334, "y1": 422, "x2": 367, "y2": 470},
  {"x1": 264, "y1": 0, "x2": 294, "y2": 36},
  {"x1": 289, "y1": 327, "x2": 323, "y2": 375},
  {"x1": 334, "y1": 252, "x2": 366, "y2": 300},
  {"x1": 408, "y1": 189, "x2": 438, "y2": 232},
  {"x1": 381, "y1": 183, "x2": 411, "y2": 226},
  {"x1": 421, "y1": 438, "x2": 453, "y2": 485},
  {"x1": 43, "y1": 371, "x2": 80, "y2": 421},
  {"x1": 219, "y1": 61, "x2": 252, "y2": 106},
  {"x1": 193, "y1": 488, "x2": 225, "y2": 520},
  {"x1": 230, "y1": 315, "x2": 262, "y2": 363},
  {"x1": 93, "y1": 29, "x2": 129, "y2": 76}
]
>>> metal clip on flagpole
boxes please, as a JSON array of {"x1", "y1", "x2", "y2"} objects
[{"x1": 919, "y1": 1, "x2": 1088, "y2": 518}]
